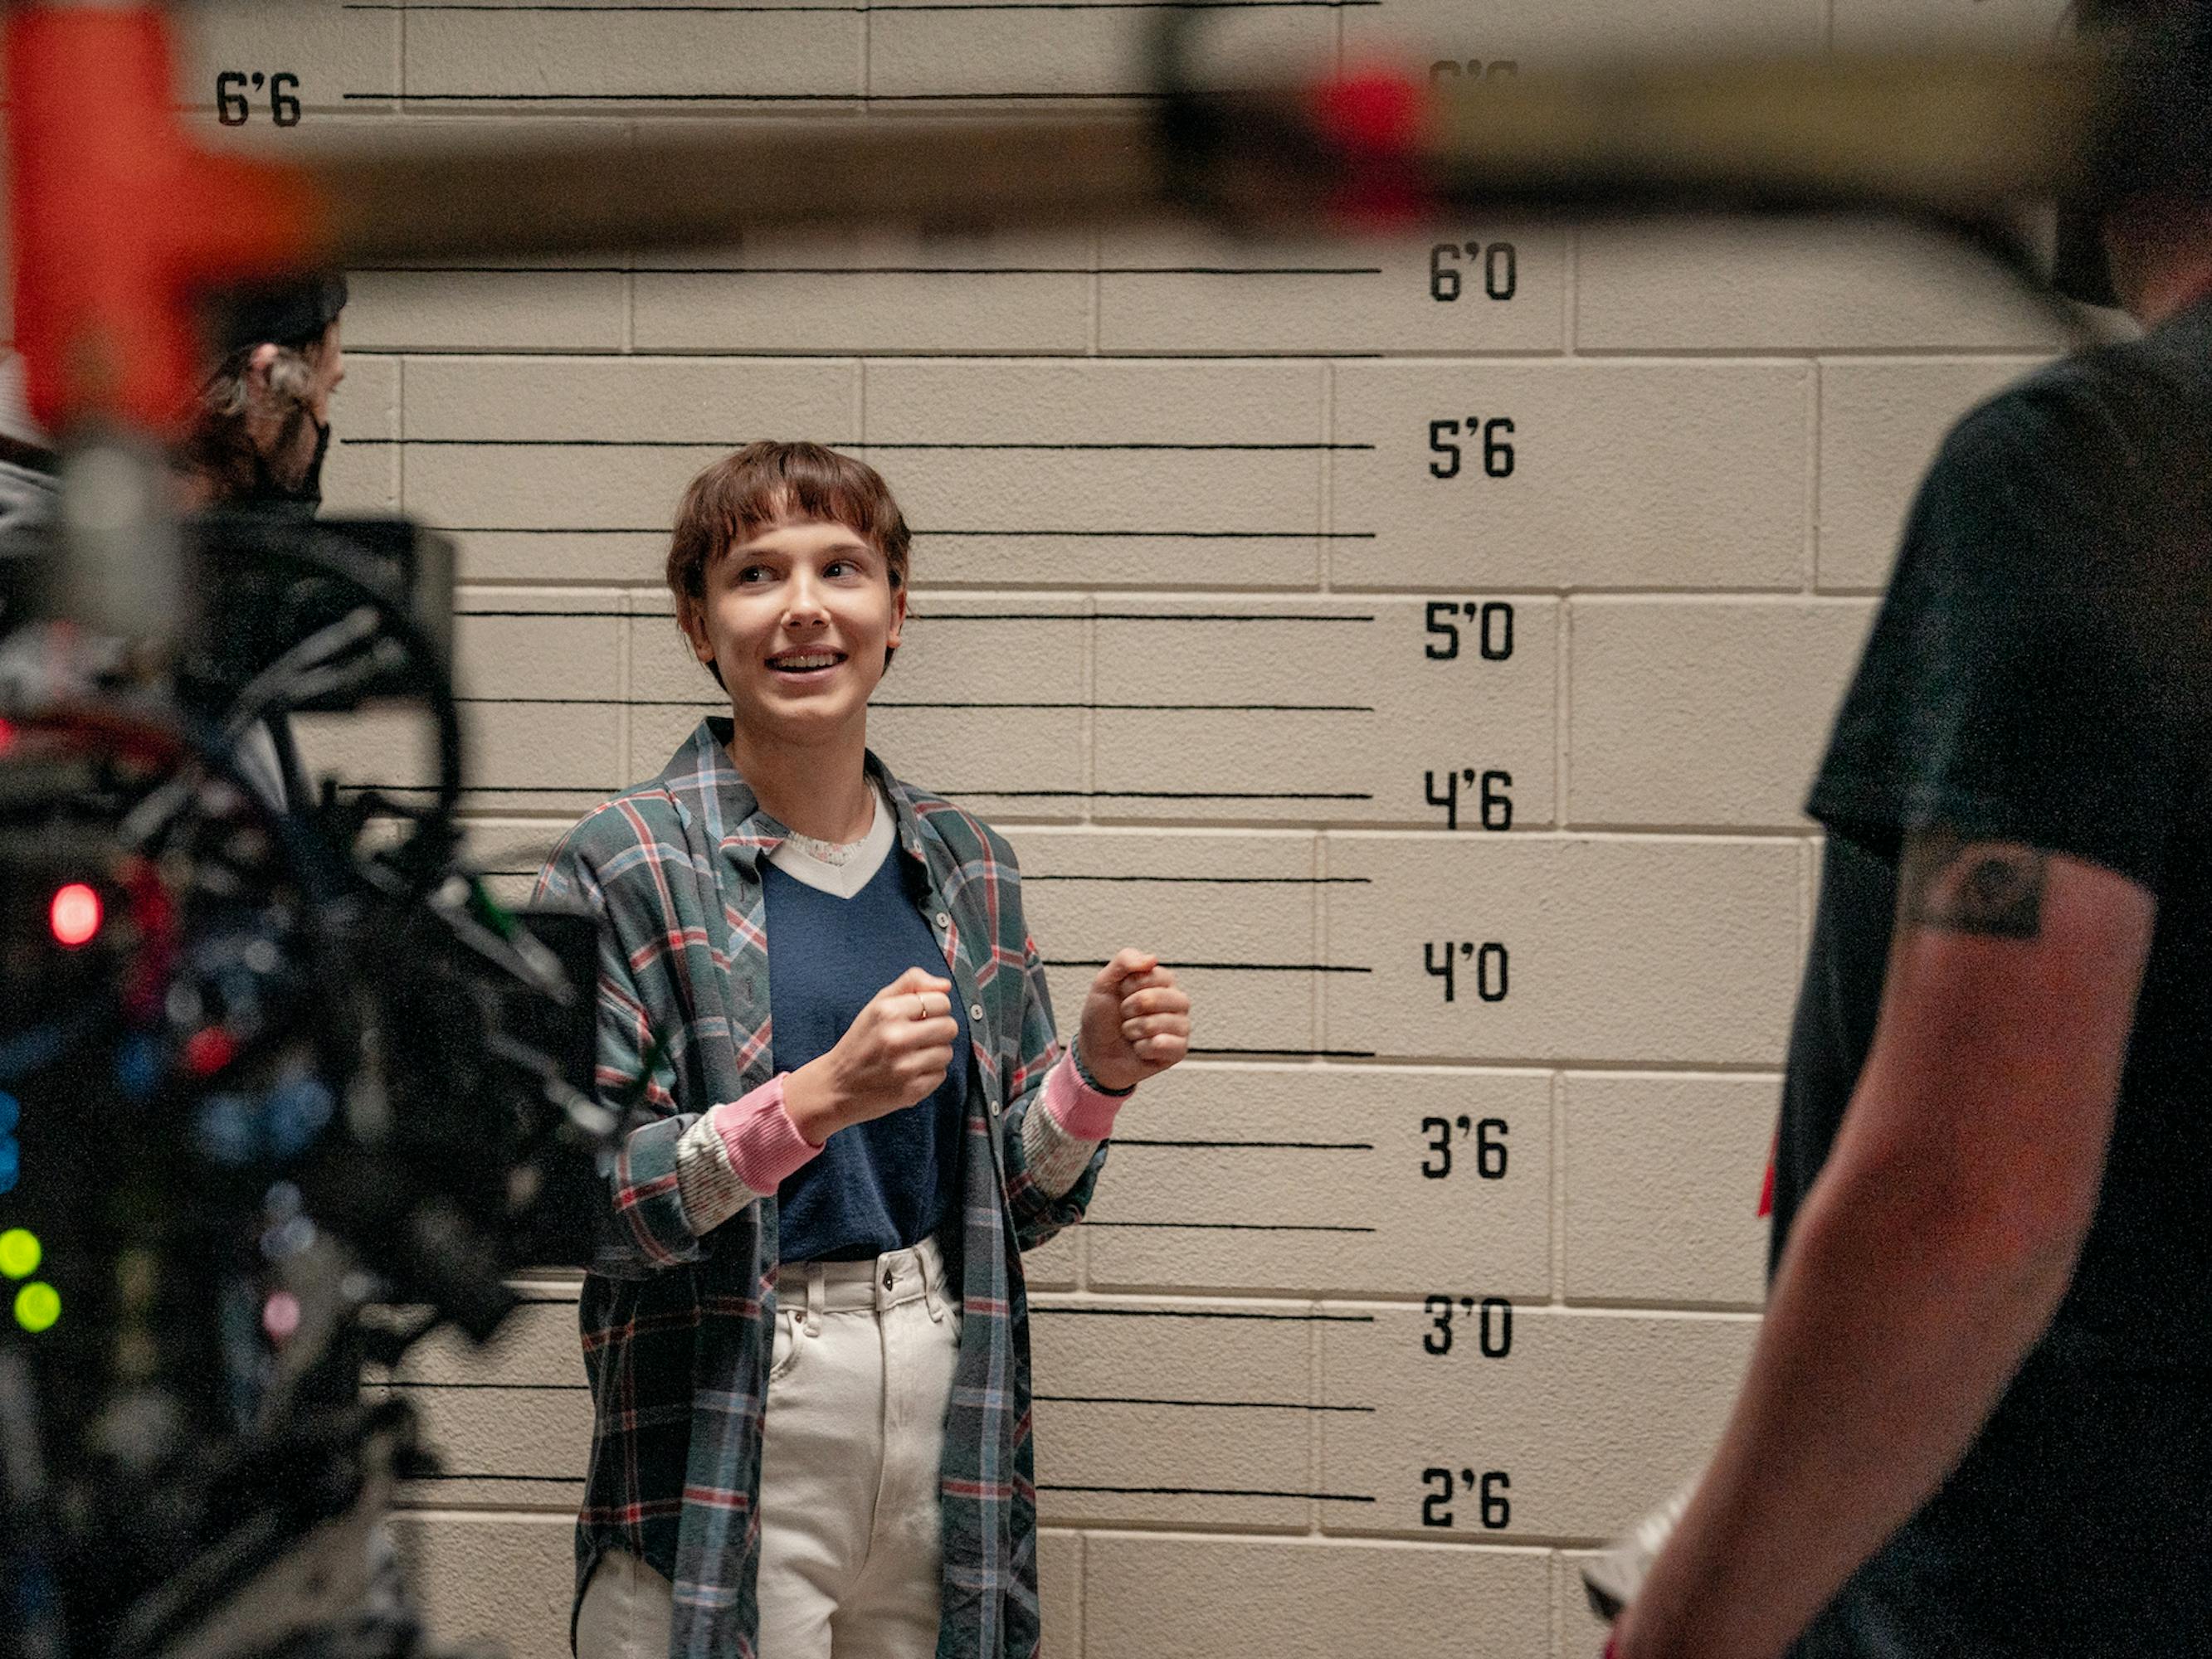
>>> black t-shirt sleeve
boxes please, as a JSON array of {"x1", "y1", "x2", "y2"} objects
[{"x1": 1809, "y1": 379, "x2": 2188, "y2": 890}]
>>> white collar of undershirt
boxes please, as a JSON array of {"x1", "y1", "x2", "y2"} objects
[{"x1": 766, "y1": 778, "x2": 897, "y2": 899}]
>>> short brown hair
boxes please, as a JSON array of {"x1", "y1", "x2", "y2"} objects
[
  {"x1": 669, "y1": 440, "x2": 909, "y2": 600},
  {"x1": 666, "y1": 442, "x2": 912, "y2": 685}
]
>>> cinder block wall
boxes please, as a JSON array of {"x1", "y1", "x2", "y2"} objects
[{"x1": 90, "y1": 2, "x2": 2078, "y2": 1654}]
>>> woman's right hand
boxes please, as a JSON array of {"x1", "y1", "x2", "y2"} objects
[{"x1": 783, "y1": 966, "x2": 958, "y2": 1144}]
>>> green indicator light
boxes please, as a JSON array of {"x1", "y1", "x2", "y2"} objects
[
  {"x1": 0, "y1": 1230, "x2": 37, "y2": 1280},
  {"x1": 13, "y1": 1282, "x2": 58, "y2": 1334}
]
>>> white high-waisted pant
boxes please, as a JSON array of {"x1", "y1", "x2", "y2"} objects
[{"x1": 576, "y1": 1235, "x2": 961, "y2": 1659}]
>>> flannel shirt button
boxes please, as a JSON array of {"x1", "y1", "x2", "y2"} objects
[
  {"x1": 969, "y1": 1002, "x2": 984, "y2": 1021},
  {"x1": 935, "y1": 912, "x2": 950, "y2": 928}
]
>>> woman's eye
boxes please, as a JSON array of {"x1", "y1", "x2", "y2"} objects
[
  {"x1": 824, "y1": 559, "x2": 856, "y2": 579},
  {"x1": 735, "y1": 564, "x2": 772, "y2": 584}
]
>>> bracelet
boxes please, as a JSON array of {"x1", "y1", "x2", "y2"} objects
[{"x1": 1069, "y1": 1042, "x2": 1137, "y2": 1097}]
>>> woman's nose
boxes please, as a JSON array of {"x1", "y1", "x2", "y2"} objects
[{"x1": 782, "y1": 575, "x2": 829, "y2": 624}]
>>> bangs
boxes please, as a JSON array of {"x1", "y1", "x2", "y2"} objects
[{"x1": 667, "y1": 440, "x2": 912, "y2": 606}]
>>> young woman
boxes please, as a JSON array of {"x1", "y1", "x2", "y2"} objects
[{"x1": 538, "y1": 442, "x2": 1191, "y2": 1659}]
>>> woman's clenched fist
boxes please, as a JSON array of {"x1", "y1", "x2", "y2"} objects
[
  {"x1": 1074, "y1": 950, "x2": 1191, "y2": 1093},
  {"x1": 784, "y1": 965, "x2": 960, "y2": 1143}
]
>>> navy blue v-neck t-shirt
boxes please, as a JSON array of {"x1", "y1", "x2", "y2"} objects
[{"x1": 763, "y1": 849, "x2": 971, "y2": 1263}]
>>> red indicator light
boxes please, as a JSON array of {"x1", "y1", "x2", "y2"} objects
[
  {"x1": 0, "y1": 717, "x2": 15, "y2": 753},
  {"x1": 183, "y1": 1028, "x2": 237, "y2": 1077},
  {"x1": 49, "y1": 883, "x2": 101, "y2": 947}
]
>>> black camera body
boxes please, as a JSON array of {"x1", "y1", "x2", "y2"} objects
[{"x1": 0, "y1": 513, "x2": 608, "y2": 1659}]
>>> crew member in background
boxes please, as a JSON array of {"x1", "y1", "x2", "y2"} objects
[
  {"x1": 538, "y1": 441, "x2": 1192, "y2": 1659},
  {"x1": 0, "y1": 277, "x2": 348, "y2": 800},
  {"x1": 176, "y1": 275, "x2": 349, "y2": 807},
  {"x1": 174, "y1": 274, "x2": 348, "y2": 515},
  {"x1": 0, "y1": 275, "x2": 348, "y2": 522},
  {"x1": 1608, "y1": 4, "x2": 2212, "y2": 1655}
]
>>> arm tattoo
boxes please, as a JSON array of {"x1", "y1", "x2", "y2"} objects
[{"x1": 1896, "y1": 830, "x2": 2048, "y2": 940}]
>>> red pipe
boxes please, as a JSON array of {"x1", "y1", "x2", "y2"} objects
[{"x1": 6, "y1": 4, "x2": 323, "y2": 439}]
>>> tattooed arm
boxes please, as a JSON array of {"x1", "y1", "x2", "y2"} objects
[{"x1": 1614, "y1": 833, "x2": 2154, "y2": 1659}]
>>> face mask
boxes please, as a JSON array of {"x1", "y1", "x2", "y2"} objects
[{"x1": 242, "y1": 411, "x2": 329, "y2": 516}]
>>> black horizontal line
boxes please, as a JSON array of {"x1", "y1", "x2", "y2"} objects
[
  {"x1": 1083, "y1": 1221, "x2": 1378, "y2": 1233},
  {"x1": 1030, "y1": 1306, "x2": 1372, "y2": 1323},
  {"x1": 1105, "y1": 265, "x2": 1382, "y2": 275},
  {"x1": 1024, "y1": 874, "x2": 1371, "y2": 885},
  {"x1": 1187, "y1": 1047, "x2": 1379, "y2": 1058},
  {"x1": 1038, "y1": 1484, "x2": 1375, "y2": 1502},
  {"x1": 354, "y1": 1, "x2": 1373, "y2": 10},
  {"x1": 410, "y1": 1472, "x2": 580, "y2": 1483},
  {"x1": 475, "y1": 870, "x2": 1372, "y2": 885},
  {"x1": 322, "y1": 783, "x2": 616, "y2": 798},
  {"x1": 451, "y1": 606, "x2": 1370, "y2": 620},
  {"x1": 928, "y1": 534, "x2": 1372, "y2": 542},
  {"x1": 1113, "y1": 1138, "x2": 1372, "y2": 1150},
  {"x1": 1042, "y1": 959, "x2": 1370, "y2": 974},
  {"x1": 344, "y1": 91, "x2": 1179, "y2": 102},
  {"x1": 386, "y1": 1382, "x2": 1383, "y2": 1408},
  {"x1": 1036, "y1": 1394, "x2": 1373, "y2": 1413},
  {"x1": 925, "y1": 789, "x2": 1376, "y2": 800},
  {"x1": 355, "y1": 439, "x2": 1370, "y2": 452},
  {"x1": 339, "y1": 785, "x2": 1374, "y2": 801},
  {"x1": 361, "y1": 265, "x2": 1378, "y2": 276},
  {"x1": 380, "y1": 1379, "x2": 584, "y2": 1391},
  {"x1": 454, "y1": 697, "x2": 1370, "y2": 713},
  {"x1": 434, "y1": 531, "x2": 1373, "y2": 542}
]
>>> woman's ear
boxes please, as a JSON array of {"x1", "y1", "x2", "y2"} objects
[
  {"x1": 676, "y1": 597, "x2": 715, "y2": 666},
  {"x1": 241, "y1": 343, "x2": 280, "y2": 406},
  {"x1": 885, "y1": 583, "x2": 909, "y2": 654}
]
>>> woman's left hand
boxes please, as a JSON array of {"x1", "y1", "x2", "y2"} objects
[{"x1": 1074, "y1": 949, "x2": 1191, "y2": 1092}]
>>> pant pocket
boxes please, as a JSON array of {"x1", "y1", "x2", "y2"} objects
[{"x1": 768, "y1": 1304, "x2": 803, "y2": 1384}]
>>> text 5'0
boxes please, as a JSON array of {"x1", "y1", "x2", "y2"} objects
[{"x1": 1423, "y1": 601, "x2": 1515, "y2": 663}]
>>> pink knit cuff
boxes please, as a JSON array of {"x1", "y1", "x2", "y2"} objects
[
  {"x1": 1042, "y1": 1052, "x2": 1129, "y2": 1142},
  {"x1": 709, "y1": 1075, "x2": 822, "y2": 1193}
]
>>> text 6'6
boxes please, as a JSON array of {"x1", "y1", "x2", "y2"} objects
[{"x1": 217, "y1": 71, "x2": 302, "y2": 127}]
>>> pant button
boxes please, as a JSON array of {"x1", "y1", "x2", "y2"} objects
[{"x1": 882, "y1": 1267, "x2": 896, "y2": 1291}]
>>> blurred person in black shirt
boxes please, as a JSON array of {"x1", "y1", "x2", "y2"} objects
[{"x1": 1611, "y1": 5, "x2": 2212, "y2": 1656}]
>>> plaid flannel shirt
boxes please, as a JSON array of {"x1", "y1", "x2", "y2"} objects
[{"x1": 534, "y1": 718, "x2": 1106, "y2": 1659}]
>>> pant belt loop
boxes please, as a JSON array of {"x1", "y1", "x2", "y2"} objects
[
  {"x1": 922, "y1": 1239, "x2": 946, "y2": 1322},
  {"x1": 804, "y1": 1262, "x2": 825, "y2": 1335}
]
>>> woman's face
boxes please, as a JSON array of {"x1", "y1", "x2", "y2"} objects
[{"x1": 681, "y1": 517, "x2": 906, "y2": 745}]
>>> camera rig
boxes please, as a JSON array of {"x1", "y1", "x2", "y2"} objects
[{"x1": 0, "y1": 512, "x2": 613, "y2": 1659}]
